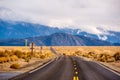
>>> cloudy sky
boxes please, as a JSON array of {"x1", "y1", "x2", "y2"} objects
[{"x1": 0, "y1": 0, "x2": 120, "y2": 34}]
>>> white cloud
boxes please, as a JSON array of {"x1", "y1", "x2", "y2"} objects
[
  {"x1": 0, "y1": 0, "x2": 120, "y2": 34},
  {"x1": 48, "y1": 19, "x2": 74, "y2": 28}
]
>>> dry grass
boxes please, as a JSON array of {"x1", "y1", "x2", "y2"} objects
[
  {"x1": 53, "y1": 46, "x2": 120, "y2": 72},
  {"x1": 0, "y1": 46, "x2": 120, "y2": 63},
  {"x1": 53, "y1": 46, "x2": 120, "y2": 62},
  {"x1": 0, "y1": 46, "x2": 120, "y2": 71},
  {"x1": 0, "y1": 46, "x2": 56, "y2": 71},
  {"x1": 0, "y1": 46, "x2": 55, "y2": 63},
  {"x1": 10, "y1": 63, "x2": 21, "y2": 69}
]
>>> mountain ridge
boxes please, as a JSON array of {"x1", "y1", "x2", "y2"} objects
[
  {"x1": 0, "y1": 7, "x2": 120, "y2": 43},
  {"x1": 0, "y1": 33, "x2": 114, "y2": 46},
  {"x1": 0, "y1": 19, "x2": 120, "y2": 44}
]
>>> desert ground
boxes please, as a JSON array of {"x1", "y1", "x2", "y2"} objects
[
  {"x1": 0, "y1": 46, "x2": 55, "y2": 72},
  {"x1": 0, "y1": 46, "x2": 120, "y2": 79}
]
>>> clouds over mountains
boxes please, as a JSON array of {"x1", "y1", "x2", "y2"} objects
[{"x1": 0, "y1": 0, "x2": 120, "y2": 35}]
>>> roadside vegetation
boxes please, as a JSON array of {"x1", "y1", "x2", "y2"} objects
[
  {"x1": 0, "y1": 50, "x2": 54, "y2": 63},
  {"x1": 0, "y1": 46, "x2": 120, "y2": 70},
  {"x1": 53, "y1": 46, "x2": 120, "y2": 62},
  {"x1": 10, "y1": 63, "x2": 21, "y2": 69},
  {"x1": 74, "y1": 50, "x2": 120, "y2": 62},
  {"x1": 0, "y1": 47, "x2": 55, "y2": 69}
]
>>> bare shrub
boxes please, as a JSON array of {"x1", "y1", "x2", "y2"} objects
[
  {"x1": 14, "y1": 50, "x2": 23, "y2": 58},
  {"x1": 10, "y1": 55, "x2": 18, "y2": 61},
  {"x1": 113, "y1": 52, "x2": 120, "y2": 61},
  {"x1": 39, "y1": 54, "x2": 46, "y2": 59},
  {"x1": 0, "y1": 51, "x2": 5, "y2": 57},
  {"x1": 0, "y1": 57, "x2": 8, "y2": 63},
  {"x1": 10, "y1": 63, "x2": 20, "y2": 69}
]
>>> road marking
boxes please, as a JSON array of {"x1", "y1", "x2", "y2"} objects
[
  {"x1": 73, "y1": 60, "x2": 79, "y2": 80},
  {"x1": 74, "y1": 67, "x2": 77, "y2": 70},
  {"x1": 74, "y1": 65, "x2": 76, "y2": 67},
  {"x1": 29, "y1": 58, "x2": 55, "y2": 73},
  {"x1": 78, "y1": 56, "x2": 120, "y2": 76},
  {"x1": 94, "y1": 62, "x2": 120, "y2": 76},
  {"x1": 75, "y1": 71, "x2": 78, "y2": 75},
  {"x1": 73, "y1": 76, "x2": 79, "y2": 80}
]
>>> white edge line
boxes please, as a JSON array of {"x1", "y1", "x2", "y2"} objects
[
  {"x1": 94, "y1": 62, "x2": 120, "y2": 76},
  {"x1": 79, "y1": 56, "x2": 120, "y2": 76},
  {"x1": 29, "y1": 58, "x2": 55, "y2": 74}
]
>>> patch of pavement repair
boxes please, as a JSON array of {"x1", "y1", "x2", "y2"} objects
[{"x1": 0, "y1": 72, "x2": 22, "y2": 80}]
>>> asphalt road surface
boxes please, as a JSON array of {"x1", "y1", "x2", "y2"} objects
[{"x1": 9, "y1": 56, "x2": 120, "y2": 80}]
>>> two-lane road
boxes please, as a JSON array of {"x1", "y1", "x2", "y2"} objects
[
  {"x1": 9, "y1": 56, "x2": 120, "y2": 80},
  {"x1": 72, "y1": 57, "x2": 120, "y2": 80},
  {"x1": 10, "y1": 56, "x2": 74, "y2": 80}
]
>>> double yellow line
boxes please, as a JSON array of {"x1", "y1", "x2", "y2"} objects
[
  {"x1": 73, "y1": 76, "x2": 79, "y2": 80},
  {"x1": 73, "y1": 61, "x2": 79, "y2": 80}
]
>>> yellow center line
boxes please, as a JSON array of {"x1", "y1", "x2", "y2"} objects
[
  {"x1": 74, "y1": 67, "x2": 77, "y2": 70},
  {"x1": 75, "y1": 71, "x2": 78, "y2": 75},
  {"x1": 74, "y1": 65, "x2": 76, "y2": 67},
  {"x1": 73, "y1": 61, "x2": 79, "y2": 80},
  {"x1": 73, "y1": 76, "x2": 79, "y2": 80}
]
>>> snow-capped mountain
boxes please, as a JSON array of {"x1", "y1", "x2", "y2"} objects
[
  {"x1": 0, "y1": 33, "x2": 113, "y2": 46},
  {"x1": 0, "y1": 19, "x2": 82, "y2": 39},
  {"x1": 90, "y1": 27, "x2": 120, "y2": 43},
  {"x1": 0, "y1": 7, "x2": 120, "y2": 44}
]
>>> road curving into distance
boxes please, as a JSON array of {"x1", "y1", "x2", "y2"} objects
[{"x1": 9, "y1": 56, "x2": 120, "y2": 80}]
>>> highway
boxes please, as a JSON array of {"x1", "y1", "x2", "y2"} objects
[{"x1": 9, "y1": 56, "x2": 120, "y2": 80}]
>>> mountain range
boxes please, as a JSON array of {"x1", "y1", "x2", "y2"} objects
[
  {"x1": 0, "y1": 19, "x2": 120, "y2": 44},
  {"x1": 0, "y1": 33, "x2": 114, "y2": 46},
  {"x1": 0, "y1": 19, "x2": 81, "y2": 39},
  {"x1": 0, "y1": 7, "x2": 120, "y2": 46}
]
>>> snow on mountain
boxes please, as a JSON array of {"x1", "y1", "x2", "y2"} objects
[
  {"x1": 0, "y1": 7, "x2": 120, "y2": 44},
  {"x1": 98, "y1": 35, "x2": 107, "y2": 41},
  {"x1": 0, "y1": 18, "x2": 120, "y2": 43},
  {"x1": 0, "y1": 33, "x2": 113, "y2": 46},
  {"x1": 95, "y1": 27, "x2": 120, "y2": 42}
]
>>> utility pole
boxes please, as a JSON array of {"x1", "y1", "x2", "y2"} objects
[
  {"x1": 40, "y1": 46, "x2": 43, "y2": 54},
  {"x1": 25, "y1": 39, "x2": 28, "y2": 46},
  {"x1": 30, "y1": 42, "x2": 34, "y2": 55}
]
